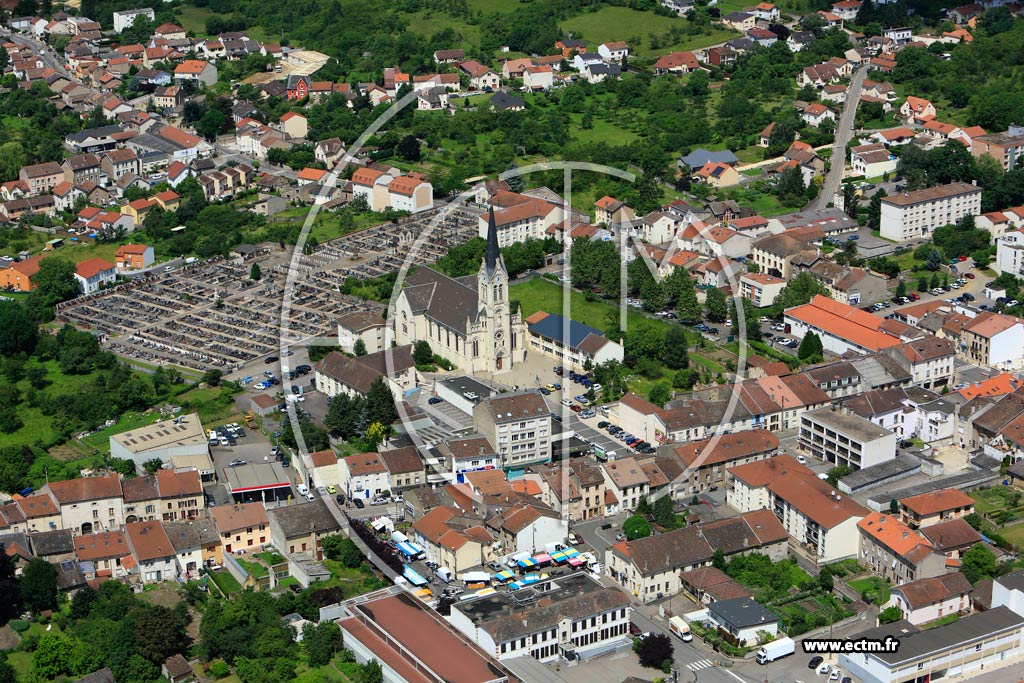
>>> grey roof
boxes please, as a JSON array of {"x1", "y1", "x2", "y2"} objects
[
  {"x1": 75, "y1": 670, "x2": 115, "y2": 683},
  {"x1": 803, "y1": 407, "x2": 893, "y2": 441},
  {"x1": 527, "y1": 312, "x2": 605, "y2": 351},
  {"x1": 163, "y1": 513, "x2": 220, "y2": 551},
  {"x1": 454, "y1": 573, "x2": 628, "y2": 643},
  {"x1": 849, "y1": 355, "x2": 911, "y2": 389},
  {"x1": 490, "y1": 92, "x2": 524, "y2": 110},
  {"x1": 839, "y1": 455, "x2": 922, "y2": 493},
  {"x1": 869, "y1": 606, "x2": 1024, "y2": 665},
  {"x1": 130, "y1": 132, "x2": 186, "y2": 154},
  {"x1": 680, "y1": 148, "x2": 739, "y2": 169},
  {"x1": 267, "y1": 498, "x2": 340, "y2": 539},
  {"x1": 996, "y1": 569, "x2": 1024, "y2": 593},
  {"x1": 402, "y1": 267, "x2": 485, "y2": 332},
  {"x1": 66, "y1": 125, "x2": 123, "y2": 144},
  {"x1": 866, "y1": 469, "x2": 1000, "y2": 509},
  {"x1": 28, "y1": 528, "x2": 75, "y2": 556},
  {"x1": 708, "y1": 597, "x2": 779, "y2": 629}
]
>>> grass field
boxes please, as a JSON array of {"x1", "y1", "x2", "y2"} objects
[
  {"x1": 6, "y1": 652, "x2": 31, "y2": 678},
  {"x1": 209, "y1": 570, "x2": 242, "y2": 595},
  {"x1": 571, "y1": 114, "x2": 641, "y2": 146},
  {"x1": 79, "y1": 411, "x2": 161, "y2": 454},
  {"x1": 174, "y1": 5, "x2": 217, "y2": 34},
  {"x1": 849, "y1": 576, "x2": 890, "y2": 604},
  {"x1": 405, "y1": 9, "x2": 481, "y2": 46},
  {"x1": 510, "y1": 277, "x2": 672, "y2": 338},
  {"x1": 561, "y1": 8, "x2": 737, "y2": 58}
]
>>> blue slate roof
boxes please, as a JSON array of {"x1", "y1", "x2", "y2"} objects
[
  {"x1": 680, "y1": 148, "x2": 740, "y2": 169},
  {"x1": 527, "y1": 313, "x2": 603, "y2": 349}
]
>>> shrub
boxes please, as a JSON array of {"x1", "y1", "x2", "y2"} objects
[
  {"x1": 209, "y1": 661, "x2": 231, "y2": 678},
  {"x1": 8, "y1": 619, "x2": 29, "y2": 633}
]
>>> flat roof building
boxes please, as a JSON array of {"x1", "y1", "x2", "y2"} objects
[
  {"x1": 222, "y1": 462, "x2": 293, "y2": 502},
  {"x1": 109, "y1": 413, "x2": 212, "y2": 478},
  {"x1": 799, "y1": 406, "x2": 898, "y2": 471},
  {"x1": 449, "y1": 573, "x2": 631, "y2": 662}
]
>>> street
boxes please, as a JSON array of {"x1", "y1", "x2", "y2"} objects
[{"x1": 809, "y1": 65, "x2": 868, "y2": 210}]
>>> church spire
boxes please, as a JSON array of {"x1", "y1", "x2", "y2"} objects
[{"x1": 484, "y1": 205, "x2": 500, "y2": 278}]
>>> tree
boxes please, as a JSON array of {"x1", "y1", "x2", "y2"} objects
[
  {"x1": 322, "y1": 535, "x2": 364, "y2": 568},
  {"x1": 360, "y1": 661, "x2": 383, "y2": 683},
  {"x1": 675, "y1": 280, "x2": 702, "y2": 323},
  {"x1": 635, "y1": 496, "x2": 652, "y2": 515},
  {"x1": 636, "y1": 633, "x2": 674, "y2": 669},
  {"x1": 132, "y1": 604, "x2": 188, "y2": 664},
  {"x1": 32, "y1": 632, "x2": 77, "y2": 679},
  {"x1": 926, "y1": 248, "x2": 942, "y2": 271},
  {"x1": 652, "y1": 495, "x2": 675, "y2": 528},
  {"x1": 302, "y1": 622, "x2": 342, "y2": 667},
  {"x1": 664, "y1": 326, "x2": 690, "y2": 370},
  {"x1": 32, "y1": 258, "x2": 78, "y2": 307},
  {"x1": 0, "y1": 304, "x2": 37, "y2": 356},
  {"x1": 623, "y1": 515, "x2": 652, "y2": 540},
  {"x1": 0, "y1": 546, "x2": 20, "y2": 623},
  {"x1": 895, "y1": 281, "x2": 906, "y2": 298},
  {"x1": 712, "y1": 549, "x2": 726, "y2": 571},
  {"x1": 364, "y1": 377, "x2": 398, "y2": 428},
  {"x1": 353, "y1": 338, "x2": 367, "y2": 356},
  {"x1": 648, "y1": 381, "x2": 671, "y2": 406},
  {"x1": 826, "y1": 465, "x2": 851, "y2": 487},
  {"x1": 196, "y1": 109, "x2": 228, "y2": 141},
  {"x1": 0, "y1": 655, "x2": 15, "y2": 683},
  {"x1": 325, "y1": 393, "x2": 363, "y2": 438},
  {"x1": 705, "y1": 286, "x2": 728, "y2": 322},
  {"x1": 867, "y1": 188, "x2": 886, "y2": 230},
  {"x1": 21, "y1": 557, "x2": 57, "y2": 612},
  {"x1": 961, "y1": 544, "x2": 997, "y2": 584},
  {"x1": 412, "y1": 340, "x2": 433, "y2": 365},
  {"x1": 250, "y1": 263, "x2": 262, "y2": 280},
  {"x1": 889, "y1": 498, "x2": 899, "y2": 514},
  {"x1": 818, "y1": 566, "x2": 833, "y2": 591},
  {"x1": 797, "y1": 331, "x2": 823, "y2": 360},
  {"x1": 396, "y1": 135, "x2": 421, "y2": 162},
  {"x1": 879, "y1": 606, "x2": 903, "y2": 624},
  {"x1": 776, "y1": 165, "x2": 806, "y2": 202}
]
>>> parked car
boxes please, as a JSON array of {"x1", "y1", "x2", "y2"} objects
[
  {"x1": 808, "y1": 656, "x2": 824, "y2": 669},
  {"x1": 265, "y1": 356, "x2": 279, "y2": 363},
  {"x1": 428, "y1": 397, "x2": 444, "y2": 404},
  {"x1": 353, "y1": 498, "x2": 365, "y2": 509},
  {"x1": 228, "y1": 459, "x2": 246, "y2": 467}
]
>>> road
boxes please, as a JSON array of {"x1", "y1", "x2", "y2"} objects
[
  {"x1": 807, "y1": 65, "x2": 868, "y2": 211},
  {"x1": 0, "y1": 28, "x2": 70, "y2": 76}
]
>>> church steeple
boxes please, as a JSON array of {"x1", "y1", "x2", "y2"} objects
[{"x1": 484, "y1": 205, "x2": 500, "y2": 280}]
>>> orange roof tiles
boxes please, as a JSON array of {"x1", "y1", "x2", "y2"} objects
[
  {"x1": 174, "y1": 60, "x2": 211, "y2": 75},
  {"x1": 957, "y1": 373, "x2": 1024, "y2": 400},
  {"x1": 858, "y1": 511, "x2": 932, "y2": 556},
  {"x1": 297, "y1": 167, "x2": 327, "y2": 182},
  {"x1": 786, "y1": 294, "x2": 901, "y2": 351},
  {"x1": 74, "y1": 257, "x2": 114, "y2": 279},
  {"x1": 900, "y1": 488, "x2": 975, "y2": 517}
]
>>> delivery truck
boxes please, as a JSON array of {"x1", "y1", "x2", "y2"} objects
[
  {"x1": 756, "y1": 637, "x2": 795, "y2": 664},
  {"x1": 668, "y1": 616, "x2": 692, "y2": 642}
]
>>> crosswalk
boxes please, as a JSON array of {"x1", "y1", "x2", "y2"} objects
[{"x1": 687, "y1": 659, "x2": 715, "y2": 671}]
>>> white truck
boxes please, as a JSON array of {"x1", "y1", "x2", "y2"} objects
[
  {"x1": 756, "y1": 637, "x2": 795, "y2": 664},
  {"x1": 669, "y1": 616, "x2": 692, "y2": 642}
]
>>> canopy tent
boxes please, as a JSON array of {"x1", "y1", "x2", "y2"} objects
[
  {"x1": 516, "y1": 557, "x2": 537, "y2": 569},
  {"x1": 493, "y1": 570, "x2": 515, "y2": 583},
  {"x1": 532, "y1": 553, "x2": 553, "y2": 565},
  {"x1": 396, "y1": 541, "x2": 423, "y2": 559},
  {"x1": 568, "y1": 557, "x2": 584, "y2": 568},
  {"x1": 460, "y1": 571, "x2": 491, "y2": 584},
  {"x1": 551, "y1": 551, "x2": 569, "y2": 564},
  {"x1": 402, "y1": 564, "x2": 428, "y2": 587}
]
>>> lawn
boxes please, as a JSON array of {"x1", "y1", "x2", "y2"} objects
[
  {"x1": 79, "y1": 411, "x2": 162, "y2": 454},
  {"x1": 209, "y1": 570, "x2": 242, "y2": 595},
  {"x1": 404, "y1": 9, "x2": 481, "y2": 47},
  {"x1": 849, "y1": 576, "x2": 890, "y2": 605},
  {"x1": 561, "y1": 8, "x2": 738, "y2": 58},
  {"x1": 174, "y1": 5, "x2": 217, "y2": 34},
  {"x1": 510, "y1": 277, "x2": 673, "y2": 338},
  {"x1": 690, "y1": 352, "x2": 726, "y2": 373},
  {"x1": 571, "y1": 114, "x2": 640, "y2": 146},
  {"x1": 6, "y1": 652, "x2": 31, "y2": 678}
]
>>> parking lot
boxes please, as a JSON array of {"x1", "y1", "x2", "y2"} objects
[{"x1": 54, "y1": 208, "x2": 481, "y2": 373}]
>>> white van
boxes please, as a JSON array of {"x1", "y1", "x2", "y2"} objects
[
  {"x1": 669, "y1": 616, "x2": 692, "y2": 642},
  {"x1": 297, "y1": 484, "x2": 310, "y2": 497},
  {"x1": 560, "y1": 398, "x2": 572, "y2": 407}
]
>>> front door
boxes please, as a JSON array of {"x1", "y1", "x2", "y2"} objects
[{"x1": 496, "y1": 356, "x2": 503, "y2": 370}]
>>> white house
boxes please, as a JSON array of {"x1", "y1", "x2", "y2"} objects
[
  {"x1": 73, "y1": 258, "x2": 116, "y2": 294},
  {"x1": 125, "y1": 520, "x2": 178, "y2": 584},
  {"x1": 886, "y1": 572, "x2": 973, "y2": 626},
  {"x1": 338, "y1": 452, "x2": 391, "y2": 501},
  {"x1": 597, "y1": 41, "x2": 630, "y2": 62}
]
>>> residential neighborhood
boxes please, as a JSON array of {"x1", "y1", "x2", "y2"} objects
[{"x1": 3, "y1": 2, "x2": 1024, "y2": 683}]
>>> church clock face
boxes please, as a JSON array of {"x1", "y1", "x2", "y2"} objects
[{"x1": 495, "y1": 330, "x2": 504, "y2": 340}]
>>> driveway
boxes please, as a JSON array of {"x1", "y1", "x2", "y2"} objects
[{"x1": 808, "y1": 65, "x2": 869, "y2": 210}]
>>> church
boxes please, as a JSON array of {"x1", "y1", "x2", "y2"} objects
[{"x1": 392, "y1": 208, "x2": 527, "y2": 374}]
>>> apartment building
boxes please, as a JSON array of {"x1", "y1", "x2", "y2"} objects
[
  {"x1": 857, "y1": 512, "x2": 947, "y2": 584},
  {"x1": 600, "y1": 457, "x2": 650, "y2": 512},
  {"x1": 449, "y1": 573, "x2": 631, "y2": 662},
  {"x1": 879, "y1": 182, "x2": 982, "y2": 241},
  {"x1": 971, "y1": 126, "x2": 1024, "y2": 171},
  {"x1": 473, "y1": 392, "x2": 551, "y2": 469},
  {"x1": 799, "y1": 406, "x2": 899, "y2": 470},
  {"x1": 881, "y1": 337, "x2": 956, "y2": 390},
  {"x1": 961, "y1": 311, "x2": 1024, "y2": 370},
  {"x1": 669, "y1": 429, "x2": 779, "y2": 495},
  {"x1": 605, "y1": 511, "x2": 787, "y2": 602},
  {"x1": 739, "y1": 272, "x2": 786, "y2": 308},
  {"x1": 727, "y1": 455, "x2": 868, "y2": 564},
  {"x1": 536, "y1": 459, "x2": 606, "y2": 522},
  {"x1": 19, "y1": 161, "x2": 64, "y2": 194}
]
